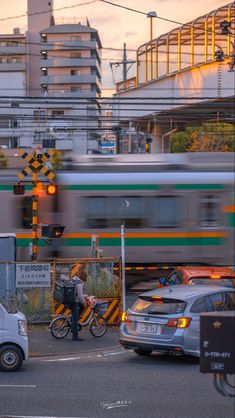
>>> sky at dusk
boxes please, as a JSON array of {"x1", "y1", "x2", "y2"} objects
[{"x1": 0, "y1": 0, "x2": 230, "y2": 90}]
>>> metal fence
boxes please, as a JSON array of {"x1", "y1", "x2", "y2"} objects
[{"x1": 0, "y1": 257, "x2": 122, "y2": 324}]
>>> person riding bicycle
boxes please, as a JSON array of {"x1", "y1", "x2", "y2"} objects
[{"x1": 69, "y1": 264, "x2": 88, "y2": 341}]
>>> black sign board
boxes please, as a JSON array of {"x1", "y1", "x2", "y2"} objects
[{"x1": 200, "y1": 312, "x2": 235, "y2": 374}]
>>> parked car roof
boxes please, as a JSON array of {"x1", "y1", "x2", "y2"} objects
[
  {"x1": 174, "y1": 266, "x2": 234, "y2": 279},
  {"x1": 140, "y1": 285, "x2": 235, "y2": 300}
]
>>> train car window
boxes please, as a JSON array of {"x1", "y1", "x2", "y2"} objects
[
  {"x1": 85, "y1": 196, "x2": 108, "y2": 228},
  {"x1": 199, "y1": 194, "x2": 220, "y2": 227},
  {"x1": 21, "y1": 196, "x2": 32, "y2": 229},
  {"x1": 119, "y1": 196, "x2": 143, "y2": 228},
  {"x1": 82, "y1": 196, "x2": 145, "y2": 229},
  {"x1": 153, "y1": 196, "x2": 182, "y2": 228}
]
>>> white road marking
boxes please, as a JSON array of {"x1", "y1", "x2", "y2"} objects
[
  {"x1": 40, "y1": 348, "x2": 125, "y2": 363},
  {"x1": 103, "y1": 351, "x2": 124, "y2": 356},
  {"x1": 42, "y1": 356, "x2": 81, "y2": 362},
  {"x1": 0, "y1": 384, "x2": 36, "y2": 388},
  {"x1": 0, "y1": 416, "x2": 92, "y2": 418}
]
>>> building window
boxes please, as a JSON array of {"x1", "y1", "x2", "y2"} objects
[
  {"x1": 199, "y1": 194, "x2": 220, "y2": 227},
  {"x1": 0, "y1": 118, "x2": 9, "y2": 128},
  {"x1": 71, "y1": 86, "x2": 81, "y2": 92},
  {"x1": 71, "y1": 69, "x2": 81, "y2": 75},
  {"x1": 33, "y1": 110, "x2": 46, "y2": 120},
  {"x1": 71, "y1": 52, "x2": 82, "y2": 58},
  {"x1": 11, "y1": 57, "x2": 21, "y2": 63},
  {"x1": 10, "y1": 41, "x2": 19, "y2": 47},
  {"x1": 71, "y1": 36, "x2": 81, "y2": 41},
  {"x1": 51, "y1": 110, "x2": 64, "y2": 118},
  {"x1": 10, "y1": 119, "x2": 18, "y2": 128},
  {"x1": 33, "y1": 131, "x2": 45, "y2": 141}
]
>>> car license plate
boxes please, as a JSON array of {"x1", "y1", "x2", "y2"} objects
[{"x1": 136, "y1": 323, "x2": 161, "y2": 335}]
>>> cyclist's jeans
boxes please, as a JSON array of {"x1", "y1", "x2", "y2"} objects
[{"x1": 71, "y1": 302, "x2": 84, "y2": 337}]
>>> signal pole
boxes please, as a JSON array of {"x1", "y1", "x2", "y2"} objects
[{"x1": 32, "y1": 158, "x2": 38, "y2": 261}]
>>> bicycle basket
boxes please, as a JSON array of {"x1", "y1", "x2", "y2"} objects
[{"x1": 95, "y1": 302, "x2": 108, "y2": 315}]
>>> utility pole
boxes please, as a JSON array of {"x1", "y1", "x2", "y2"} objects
[{"x1": 110, "y1": 43, "x2": 135, "y2": 82}]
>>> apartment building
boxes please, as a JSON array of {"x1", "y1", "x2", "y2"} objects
[
  {"x1": 40, "y1": 24, "x2": 102, "y2": 99},
  {"x1": 0, "y1": 0, "x2": 102, "y2": 154},
  {"x1": 0, "y1": 29, "x2": 27, "y2": 98}
]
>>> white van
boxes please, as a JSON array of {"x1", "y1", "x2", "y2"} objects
[{"x1": 0, "y1": 297, "x2": 28, "y2": 371}]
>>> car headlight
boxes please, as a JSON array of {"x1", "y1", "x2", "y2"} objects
[{"x1": 18, "y1": 319, "x2": 27, "y2": 336}]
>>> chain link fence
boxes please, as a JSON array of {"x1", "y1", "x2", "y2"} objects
[{"x1": 0, "y1": 257, "x2": 122, "y2": 324}]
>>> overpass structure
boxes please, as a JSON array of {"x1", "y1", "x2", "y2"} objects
[{"x1": 113, "y1": 2, "x2": 235, "y2": 152}]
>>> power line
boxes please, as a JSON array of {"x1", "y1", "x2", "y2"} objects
[
  {"x1": 99, "y1": 0, "x2": 233, "y2": 36},
  {"x1": 0, "y1": 0, "x2": 99, "y2": 22}
]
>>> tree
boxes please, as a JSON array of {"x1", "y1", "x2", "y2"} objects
[
  {"x1": 170, "y1": 123, "x2": 235, "y2": 152},
  {"x1": 49, "y1": 150, "x2": 63, "y2": 170},
  {"x1": 170, "y1": 129, "x2": 193, "y2": 152}
]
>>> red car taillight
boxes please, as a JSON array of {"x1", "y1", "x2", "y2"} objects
[
  {"x1": 166, "y1": 317, "x2": 192, "y2": 328},
  {"x1": 121, "y1": 312, "x2": 132, "y2": 323}
]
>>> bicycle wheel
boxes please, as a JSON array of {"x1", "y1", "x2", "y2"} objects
[
  {"x1": 50, "y1": 317, "x2": 70, "y2": 339},
  {"x1": 89, "y1": 315, "x2": 107, "y2": 338}
]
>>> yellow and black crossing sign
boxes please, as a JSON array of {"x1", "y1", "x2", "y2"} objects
[
  {"x1": 18, "y1": 149, "x2": 55, "y2": 181},
  {"x1": 53, "y1": 298, "x2": 120, "y2": 325}
]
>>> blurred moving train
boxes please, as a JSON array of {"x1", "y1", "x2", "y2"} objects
[{"x1": 0, "y1": 153, "x2": 234, "y2": 266}]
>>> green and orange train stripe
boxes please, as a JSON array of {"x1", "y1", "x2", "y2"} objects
[
  {"x1": 224, "y1": 205, "x2": 235, "y2": 227},
  {"x1": 16, "y1": 230, "x2": 228, "y2": 247}
]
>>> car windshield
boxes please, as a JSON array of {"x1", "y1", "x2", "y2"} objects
[
  {"x1": 189, "y1": 278, "x2": 234, "y2": 288},
  {"x1": 131, "y1": 296, "x2": 187, "y2": 315}
]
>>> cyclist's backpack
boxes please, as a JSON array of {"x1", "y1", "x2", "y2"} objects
[{"x1": 53, "y1": 280, "x2": 76, "y2": 305}]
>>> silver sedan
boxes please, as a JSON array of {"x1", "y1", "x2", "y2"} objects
[{"x1": 119, "y1": 285, "x2": 235, "y2": 357}]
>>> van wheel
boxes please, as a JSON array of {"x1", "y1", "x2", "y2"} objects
[
  {"x1": 134, "y1": 348, "x2": 152, "y2": 356},
  {"x1": 0, "y1": 345, "x2": 23, "y2": 372}
]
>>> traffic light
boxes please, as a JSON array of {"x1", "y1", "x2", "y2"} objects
[
  {"x1": 41, "y1": 224, "x2": 65, "y2": 239},
  {"x1": 46, "y1": 184, "x2": 57, "y2": 195},
  {"x1": 13, "y1": 184, "x2": 25, "y2": 195}
]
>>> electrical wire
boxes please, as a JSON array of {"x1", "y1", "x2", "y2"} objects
[
  {"x1": 0, "y1": 0, "x2": 100, "y2": 22},
  {"x1": 99, "y1": 0, "x2": 234, "y2": 36}
]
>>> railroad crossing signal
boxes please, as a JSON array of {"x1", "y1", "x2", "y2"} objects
[
  {"x1": 14, "y1": 149, "x2": 56, "y2": 261},
  {"x1": 17, "y1": 149, "x2": 55, "y2": 181}
]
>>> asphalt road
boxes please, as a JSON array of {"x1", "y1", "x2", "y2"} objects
[{"x1": 0, "y1": 346, "x2": 234, "y2": 418}]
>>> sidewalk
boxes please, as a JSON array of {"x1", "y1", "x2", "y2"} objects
[{"x1": 28, "y1": 326, "x2": 120, "y2": 357}]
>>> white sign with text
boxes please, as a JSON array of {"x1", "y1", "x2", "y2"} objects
[{"x1": 16, "y1": 263, "x2": 51, "y2": 288}]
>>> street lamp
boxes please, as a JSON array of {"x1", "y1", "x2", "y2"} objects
[{"x1": 147, "y1": 11, "x2": 157, "y2": 80}]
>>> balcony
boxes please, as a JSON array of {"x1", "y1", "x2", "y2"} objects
[
  {"x1": 40, "y1": 58, "x2": 99, "y2": 68},
  {"x1": 42, "y1": 40, "x2": 98, "y2": 50},
  {"x1": 0, "y1": 46, "x2": 26, "y2": 55},
  {"x1": 0, "y1": 62, "x2": 26, "y2": 71},
  {"x1": 43, "y1": 90, "x2": 99, "y2": 99},
  {"x1": 41, "y1": 74, "x2": 99, "y2": 84}
]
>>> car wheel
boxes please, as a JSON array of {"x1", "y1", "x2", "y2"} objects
[
  {"x1": 134, "y1": 348, "x2": 152, "y2": 356},
  {"x1": 0, "y1": 345, "x2": 23, "y2": 372}
]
